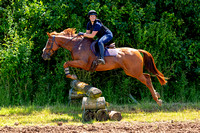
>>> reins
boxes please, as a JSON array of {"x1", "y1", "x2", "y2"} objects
[
  {"x1": 60, "y1": 35, "x2": 79, "y2": 47},
  {"x1": 45, "y1": 35, "x2": 83, "y2": 55}
]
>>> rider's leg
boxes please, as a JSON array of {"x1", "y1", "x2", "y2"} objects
[
  {"x1": 97, "y1": 40, "x2": 105, "y2": 64},
  {"x1": 97, "y1": 33, "x2": 113, "y2": 64}
]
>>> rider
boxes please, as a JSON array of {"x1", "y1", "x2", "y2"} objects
[{"x1": 78, "y1": 10, "x2": 113, "y2": 65}]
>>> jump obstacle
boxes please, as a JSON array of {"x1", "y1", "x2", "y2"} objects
[{"x1": 69, "y1": 80, "x2": 122, "y2": 122}]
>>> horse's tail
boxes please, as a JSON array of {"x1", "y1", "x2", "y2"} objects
[{"x1": 138, "y1": 49, "x2": 167, "y2": 85}]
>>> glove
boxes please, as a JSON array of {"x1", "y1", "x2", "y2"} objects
[{"x1": 78, "y1": 32, "x2": 84, "y2": 36}]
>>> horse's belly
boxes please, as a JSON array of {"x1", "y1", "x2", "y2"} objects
[{"x1": 95, "y1": 57, "x2": 120, "y2": 71}]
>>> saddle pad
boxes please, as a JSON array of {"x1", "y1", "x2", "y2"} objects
[
  {"x1": 90, "y1": 42, "x2": 118, "y2": 57},
  {"x1": 104, "y1": 48, "x2": 118, "y2": 56}
]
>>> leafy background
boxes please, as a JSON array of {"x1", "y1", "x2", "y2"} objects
[{"x1": 0, "y1": 0, "x2": 199, "y2": 106}]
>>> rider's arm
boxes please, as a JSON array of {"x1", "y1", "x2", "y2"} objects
[
  {"x1": 86, "y1": 30, "x2": 90, "y2": 34},
  {"x1": 84, "y1": 31, "x2": 98, "y2": 38}
]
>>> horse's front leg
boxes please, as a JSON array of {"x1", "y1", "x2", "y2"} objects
[{"x1": 63, "y1": 60, "x2": 87, "y2": 80}]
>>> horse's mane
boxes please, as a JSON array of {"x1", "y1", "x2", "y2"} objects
[
  {"x1": 48, "y1": 28, "x2": 94, "y2": 43},
  {"x1": 49, "y1": 28, "x2": 76, "y2": 37}
]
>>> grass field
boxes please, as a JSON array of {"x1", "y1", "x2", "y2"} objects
[{"x1": 0, "y1": 102, "x2": 199, "y2": 127}]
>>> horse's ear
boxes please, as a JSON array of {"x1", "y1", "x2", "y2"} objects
[{"x1": 47, "y1": 32, "x2": 51, "y2": 37}]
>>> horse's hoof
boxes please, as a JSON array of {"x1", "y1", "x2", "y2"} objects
[
  {"x1": 71, "y1": 74, "x2": 77, "y2": 80},
  {"x1": 157, "y1": 99, "x2": 162, "y2": 106},
  {"x1": 156, "y1": 92, "x2": 160, "y2": 99}
]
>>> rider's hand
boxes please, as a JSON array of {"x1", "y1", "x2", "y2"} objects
[{"x1": 78, "y1": 32, "x2": 84, "y2": 36}]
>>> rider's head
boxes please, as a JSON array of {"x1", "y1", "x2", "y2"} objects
[
  {"x1": 88, "y1": 10, "x2": 97, "y2": 17},
  {"x1": 88, "y1": 10, "x2": 97, "y2": 22}
]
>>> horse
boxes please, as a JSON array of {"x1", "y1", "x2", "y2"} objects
[{"x1": 42, "y1": 28, "x2": 167, "y2": 106}]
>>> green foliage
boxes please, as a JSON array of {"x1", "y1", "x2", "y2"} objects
[
  {"x1": 0, "y1": 0, "x2": 199, "y2": 105},
  {"x1": 0, "y1": 7, "x2": 33, "y2": 105}
]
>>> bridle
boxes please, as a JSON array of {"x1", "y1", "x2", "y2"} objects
[
  {"x1": 44, "y1": 35, "x2": 79, "y2": 56},
  {"x1": 44, "y1": 36, "x2": 59, "y2": 56}
]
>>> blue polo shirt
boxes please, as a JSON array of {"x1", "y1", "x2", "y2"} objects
[
  {"x1": 86, "y1": 20, "x2": 102, "y2": 32},
  {"x1": 86, "y1": 19, "x2": 112, "y2": 38}
]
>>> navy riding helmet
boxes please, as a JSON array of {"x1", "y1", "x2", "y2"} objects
[{"x1": 88, "y1": 10, "x2": 97, "y2": 17}]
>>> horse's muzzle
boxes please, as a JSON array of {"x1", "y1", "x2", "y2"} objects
[{"x1": 42, "y1": 53, "x2": 51, "y2": 60}]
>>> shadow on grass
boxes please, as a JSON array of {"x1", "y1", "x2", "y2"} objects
[
  {"x1": 108, "y1": 102, "x2": 200, "y2": 113},
  {"x1": 51, "y1": 118, "x2": 69, "y2": 123}
]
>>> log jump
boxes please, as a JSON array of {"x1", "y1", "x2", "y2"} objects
[{"x1": 69, "y1": 80, "x2": 122, "y2": 122}]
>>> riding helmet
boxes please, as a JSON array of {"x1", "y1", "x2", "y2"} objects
[{"x1": 88, "y1": 10, "x2": 97, "y2": 17}]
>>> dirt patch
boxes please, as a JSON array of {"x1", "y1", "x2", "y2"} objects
[{"x1": 0, "y1": 121, "x2": 200, "y2": 133}]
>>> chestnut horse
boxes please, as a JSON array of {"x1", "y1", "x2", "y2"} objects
[{"x1": 42, "y1": 28, "x2": 167, "y2": 106}]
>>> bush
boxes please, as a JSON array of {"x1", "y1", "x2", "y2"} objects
[{"x1": 0, "y1": 0, "x2": 199, "y2": 105}]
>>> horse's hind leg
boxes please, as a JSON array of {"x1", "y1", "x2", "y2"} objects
[
  {"x1": 137, "y1": 73, "x2": 162, "y2": 106},
  {"x1": 124, "y1": 68, "x2": 162, "y2": 106},
  {"x1": 121, "y1": 56, "x2": 161, "y2": 105}
]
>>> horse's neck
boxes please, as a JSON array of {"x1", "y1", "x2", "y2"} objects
[
  {"x1": 57, "y1": 36, "x2": 80, "y2": 51},
  {"x1": 60, "y1": 37, "x2": 93, "y2": 51}
]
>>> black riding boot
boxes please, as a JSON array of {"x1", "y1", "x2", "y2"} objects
[{"x1": 98, "y1": 43, "x2": 105, "y2": 65}]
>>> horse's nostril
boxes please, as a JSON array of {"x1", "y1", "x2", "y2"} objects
[{"x1": 42, "y1": 54, "x2": 48, "y2": 60}]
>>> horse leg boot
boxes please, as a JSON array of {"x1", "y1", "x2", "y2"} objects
[
  {"x1": 97, "y1": 42, "x2": 105, "y2": 65},
  {"x1": 64, "y1": 67, "x2": 77, "y2": 80},
  {"x1": 63, "y1": 62, "x2": 78, "y2": 80}
]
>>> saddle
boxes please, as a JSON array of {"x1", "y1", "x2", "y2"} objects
[{"x1": 90, "y1": 40, "x2": 118, "y2": 72}]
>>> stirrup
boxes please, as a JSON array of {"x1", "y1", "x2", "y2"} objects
[{"x1": 97, "y1": 59, "x2": 105, "y2": 65}]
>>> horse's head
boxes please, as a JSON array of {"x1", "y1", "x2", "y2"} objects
[
  {"x1": 42, "y1": 28, "x2": 78, "y2": 60},
  {"x1": 42, "y1": 32, "x2": 60, "y2": 60}
]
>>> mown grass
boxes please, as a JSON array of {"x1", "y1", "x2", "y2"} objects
[{"x1": 0, "y1": 102, "x2": 199, "y2": 126}]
